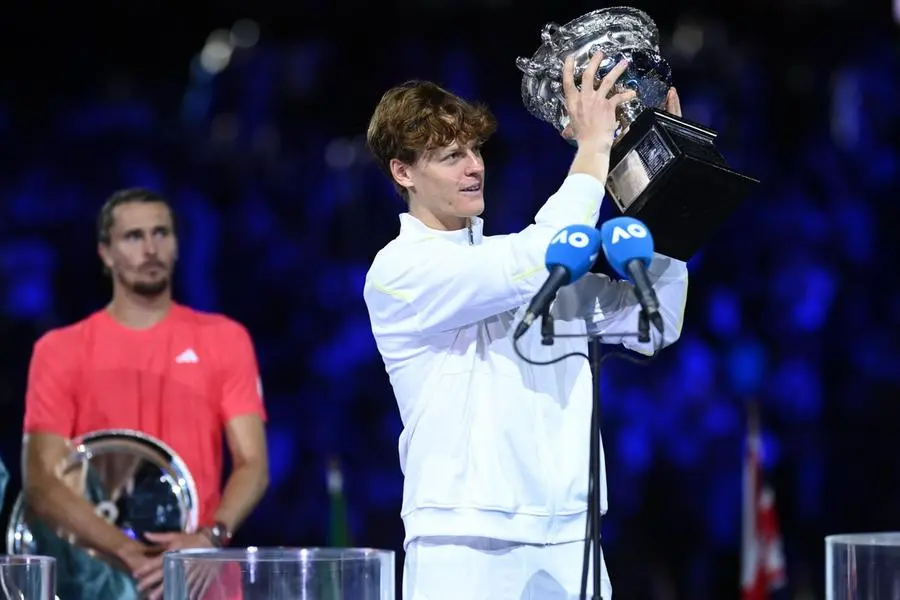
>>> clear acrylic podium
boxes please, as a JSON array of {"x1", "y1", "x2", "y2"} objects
[
  {"x1": 0, "y1": 555, "x2": 56, "y2": 600},
  {"x1": 826, "y1": 532, "x2": 900, "y2": 599},
  {"x1": 164, "y1": 547, "x2": 395, "y2": 600}
]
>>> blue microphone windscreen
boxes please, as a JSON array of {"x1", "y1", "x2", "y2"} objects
[
  {"x1": 599, "y1": 217, "x2": 655, "y2": 280},
  {"x1": 545, "y1": 224, "x2": 602, "y2": 284}
]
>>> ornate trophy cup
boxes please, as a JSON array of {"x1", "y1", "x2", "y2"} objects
[
  {"x1": 7, "y1": 430, "x2": 198, "y2": 597},
  {"x1": 517, "y1": 7, "x2": 758, "y2": 261}
]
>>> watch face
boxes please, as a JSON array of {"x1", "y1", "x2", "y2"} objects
[
  {"x1": 209, "y1": 523, "x2": 231, "y2": 546},
  {"x1": 215, "y1": 523, "x2": 231, "y2": 539}
]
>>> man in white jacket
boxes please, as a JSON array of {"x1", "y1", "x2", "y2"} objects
[{"x1": 364, "y1": 51, "x2": 689, "y2": 600}]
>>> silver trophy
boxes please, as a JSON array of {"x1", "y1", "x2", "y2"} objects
[
  {"x1": 7, "y1": 430, "x2": 198, "y2": 597},
  {"x1": 517, "y1": 7, "x2": 758, "y2": 261},
  {"x1": 517, "y1": 6, "x2": 671, "y2": 136}
]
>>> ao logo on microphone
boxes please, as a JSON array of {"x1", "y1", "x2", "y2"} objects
[
  {"x1": 550, "y1": 228, "x2": 591, "y2": 248},
  {"x1": 609, "y1": 222, "x2": 648, "y2": 244}
]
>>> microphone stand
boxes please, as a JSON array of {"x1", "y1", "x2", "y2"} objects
[
  {"x1": 585, "y1": 333, "x2": 604, "y2": 600},
  {"x1": 540, "y1": 306, "x2": 555, "y2": 346},
  {"x1": 535, "y1": 298, "x2": 655, "y2": 599},
  {"x1": 542, "y1": 302, "x2": 604, "y2": 599},
  {"x1": 582, "y1": 308, "x2": 650, "y2": 600},
  {"x1": 638, "y1": 309, "x2": 651, "y2": 344}
]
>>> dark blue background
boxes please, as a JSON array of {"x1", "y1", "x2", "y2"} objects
[{"x1": 1, "y1": 2, "x2": 898, "y2": 598}]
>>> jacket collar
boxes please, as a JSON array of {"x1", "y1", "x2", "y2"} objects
[{"x1": 398, "y1": 213, "x2": 484, "y2": 246}]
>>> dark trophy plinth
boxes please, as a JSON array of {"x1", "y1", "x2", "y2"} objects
[{"x1": 605, "y1": 106, "x2": 758, "y2": 261}]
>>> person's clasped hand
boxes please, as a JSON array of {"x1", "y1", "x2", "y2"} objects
[{"x1": 134, "y1": 532, "x2": 214, "y2": 600}]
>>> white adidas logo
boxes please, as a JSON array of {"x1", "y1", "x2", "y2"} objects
[{"x1": 175, "y1": 348, "x2": 199, "y2": 364}]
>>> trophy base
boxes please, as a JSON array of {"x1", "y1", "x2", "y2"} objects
[{"x1": 598, "y1": 108, "x2": 759, "y2": 264}]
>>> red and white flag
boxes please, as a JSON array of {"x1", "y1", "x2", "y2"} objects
[{"x1": 741, "y1": 404, "x2": 787, "y2": 600}]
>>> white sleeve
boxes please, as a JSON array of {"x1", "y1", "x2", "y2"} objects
[
  {"x1": 562, "y1": 254, "x2": 689, "y2": 355},
  {"x1": 364, "y1": 174, "x2": 605, "y2": 335}
]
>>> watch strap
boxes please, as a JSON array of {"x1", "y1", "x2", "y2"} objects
[{"x1": 200, "y1": 522, "x2": 233, "y2": 548}]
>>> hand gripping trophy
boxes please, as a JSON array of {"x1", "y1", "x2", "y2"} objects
[{"x1": 517, "y1": 7, "x2": 758, "y2": 261}]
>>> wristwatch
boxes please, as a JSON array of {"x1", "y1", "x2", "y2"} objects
[{"x1": 199, "y1": 522, "x2": 233, "y2": 548}]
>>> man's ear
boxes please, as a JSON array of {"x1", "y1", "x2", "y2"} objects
[
  {"x1": 97, "y1": 243, "x2": 114, "y2": 270},
  {"x1": 389, "y1": 158, "x2": 415, "y2": 193}
]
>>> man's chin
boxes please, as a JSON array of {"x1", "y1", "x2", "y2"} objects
[
  {"x1": 459, "y1": 198, "x2": 485, "y2": 217},
  {"x1": 131, "y1": 279, "x2": 170, "y2": 297}
]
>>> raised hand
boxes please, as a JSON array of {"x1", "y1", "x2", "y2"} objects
[{"x1": 561, "y1": 50, "x2": 637, "y2": 150}]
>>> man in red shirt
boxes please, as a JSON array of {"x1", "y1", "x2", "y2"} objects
[{"x1": 22, "y1": 188, "x2": 269, "y2": 599}]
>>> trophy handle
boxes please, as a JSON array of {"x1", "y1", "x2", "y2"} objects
[
  {"x1": 540, "y1": 22, "x2": 560, "y2": 47},
  {"x1": 515, "y1": 57, "x2": 544, "y2": 76}
]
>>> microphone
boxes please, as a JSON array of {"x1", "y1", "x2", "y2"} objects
[
  {"x1": 599, "y1": 216, "x2": 665, "y2": 335},
  {"x1": 513, "y1": 224, "x2": 602, "y2": 341}
]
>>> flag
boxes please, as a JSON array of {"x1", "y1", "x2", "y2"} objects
[
  {"x1": 740, "y1": 402, "x2": 787, "y2": 600},
  {"x1": 326, "y1": 456, "x2": 351, "y2": 547}
]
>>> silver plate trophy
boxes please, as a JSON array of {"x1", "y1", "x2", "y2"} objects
[
  {"x1": 7, "y1": 429, "x2": 198, "y2": 559},
  {"x1": 517, "y1": 7, "x2": 758, "y2": 261}
]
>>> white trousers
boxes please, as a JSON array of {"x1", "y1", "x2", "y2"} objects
[{"x1": 402, "y1": 536, "x2": 612, "y2": 600}]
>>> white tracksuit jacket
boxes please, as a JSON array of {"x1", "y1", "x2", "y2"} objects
[{"x1": 363, "y1": 173, "x2": 689, "y2": 550}]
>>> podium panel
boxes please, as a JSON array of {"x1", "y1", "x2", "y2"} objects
[
  {"x1": 827, "y1": 532, "x2": 900, "y2": 599},
  {"x1": 164, "y1": 547, "x2": 395, "y2": 600},
  {"x1": 0, "y1": 555, "x2": 56, "y2": 600}
]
